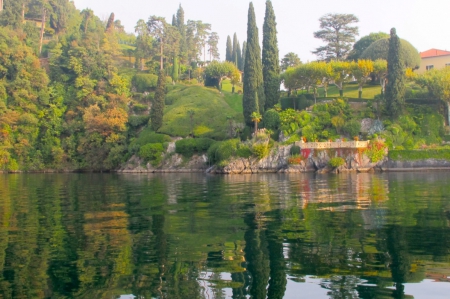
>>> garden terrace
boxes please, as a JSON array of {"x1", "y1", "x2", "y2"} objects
[{"x1": 295, "y1": 140, "x2": 370, "y2": 149}]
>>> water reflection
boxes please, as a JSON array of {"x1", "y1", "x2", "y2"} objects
[{"x1": 0, "y1": 172, "x2": 449, "y2": 298}]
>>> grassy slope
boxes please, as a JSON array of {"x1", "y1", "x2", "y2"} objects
[{"x1": 159, "y1": 85, "x2": 243, "y2": 139}]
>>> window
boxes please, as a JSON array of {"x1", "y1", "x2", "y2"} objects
[{"x1": 426, "y1": 65, "x2": 434, "y2": 71}]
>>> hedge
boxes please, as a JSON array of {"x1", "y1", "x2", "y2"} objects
[
  {"x1": 389, "y1": 149, "x2": 450, "y2": 161},
  {"x1": 175, "y1": 138, "x2": 216, "y2": 157}
]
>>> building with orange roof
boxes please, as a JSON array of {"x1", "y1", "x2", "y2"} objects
[{"x1": 417, "y1": 48, "x2": 450, "y2": 74}]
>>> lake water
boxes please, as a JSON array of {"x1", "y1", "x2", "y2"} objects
[{"x1": 0, "y1": 172, "x2": 450, "y2": 299}]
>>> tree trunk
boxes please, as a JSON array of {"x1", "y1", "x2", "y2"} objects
[
  {"x1": 324, "y1": 85, "x2": 328, "y2": 97},
  {"x1": 39, "y1": 9, "x2": 47, "y2": 55},
  {"x1": 160, "y1": 42, "x2": 164, "y2": 70},
  {"x1": 254, "y1": 121, "x2": 258, "y2": 134},
  {"x1": 358, "y1": 85, "x2": 363, "y2": 99},
  {"x1": 447, "y1": 102, "x2": 450, "y2": 127}
]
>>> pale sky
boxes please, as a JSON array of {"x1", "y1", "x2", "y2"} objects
[{"x1": 72, "y1": 0, "x2": 450, "y2": 62}]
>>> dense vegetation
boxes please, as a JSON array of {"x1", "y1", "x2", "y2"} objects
[{"x1": 1, "y1": 0, "x2": 449, "y2": 172}]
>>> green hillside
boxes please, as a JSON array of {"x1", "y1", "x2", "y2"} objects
[{"x1": 159, "y1": 85, "x2": 244, "y2": 139}]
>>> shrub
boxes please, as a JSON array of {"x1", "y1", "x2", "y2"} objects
[
  {"x1": 252, "y1": 143, "x2": 269, "y2": 159},
  {"x1": 132, "y1": 74, "x2": 158, "y2": 92},
  {"x1": 129, "y1": 128, "x2": 172, "y2": 154},
  {"x1": 132, "y1": 103, "x2": 148, "y2": 113},
  {"x1": 343, "y1": 120, "x2": 361, "y2": 138},
  {"x1": 263, "y1": 109, "x2": 281, "y2": 131},
  {"x1": 389, "y1": 149, "x2": 450, "y2": 161},
  {"x1": 175, "y1": 138, "x2": 216, "y2": 157},
  {"x1": 207, "y1": 139, "x2": 240, "y2": 164},
  {"x1": 364, "y1": 140, "x2": 387, "y2": 163},
  {"x1": 329, "y1": 157, "x2": 345, "y2": 168},
  {"x1": 288, "y1": 154, "x2": 304, "y2": 165},
  {"x1": 138, "y1": 143, "x2": 164, "y2": 166},
  {"x1": 236, "y1": 145, "x2": 252, "y2": 158},
  {"x1": 128, "y1": 115, "x2": 150, "y2": 128},
  {"x1": 290, "y1": 145, "x2": 301, "y2": 155}
]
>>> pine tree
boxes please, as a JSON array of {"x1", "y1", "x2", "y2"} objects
[
  {"x1": 236, "y1": 41, "x2": 242, "y2": 71},
  {"x1": 232, "y1": 33, "x2": 238, "y2": 65},
  {"x1": 151, "y1": 69, "x2": 166, "y2": 131},
  {"x1": 385, "y1": 28, "x2": 405, "y2": 120},
  {"x1": 243, "y1": 2, "x2": 265, "y2": 126},
  {"x1": 262, "y1": 0, "x2": 280, "y2": 110},
  {"x1": 241, "y1": 41, "x2": 247, "y2": 71},
  {"x1": 226, "y1": 36, "x2": 233, "y2": 62}
]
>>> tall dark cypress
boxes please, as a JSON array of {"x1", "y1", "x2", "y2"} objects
[
  {"x1": 176, "y1": 5, "x2": 187, "y2": 62},
  {"x1": 226, "y1": 36, "x2": 233, "y2": 62},
  {"x1": 385, "y1": 28, "x2": 405, "y2": 120},
  {"x1": 232, "y1": 33, "x2": 238, "y2": 65},
  {"x1": 151, "y1": 69, "x2": 166, "y2": 131},
  {"x1": 171, "y1": 14, "x2": 176, "y2": 26},
  {"x1": 236, "y1": 41, "x2": 242, "y2": 71},
  {"x1": 241, "y1": 41, "x2": 247, "y2": 71},
  {"x1": 243, "y1": 2, "x2": 265, "y2": 125},
  {"x1": 262, "y1": 0, "x2": 280, "y2": 110}
]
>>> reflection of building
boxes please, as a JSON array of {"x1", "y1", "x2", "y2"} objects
[{"x1": 417, "y1": 49, "x2": 450, "y2": 74}]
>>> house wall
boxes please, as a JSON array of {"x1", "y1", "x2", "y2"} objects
[
  {"x1": 417, "y1": 55, "x2": 450, "y2": 74},
  {"x1": 0, "y1": 0, "x2": 3, "y2": 12}
]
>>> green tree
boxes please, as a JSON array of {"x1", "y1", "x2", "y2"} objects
[
  {"x1": 204, "y1": 61, "x2": 238, "y2": 90},
  {"x1": 147, "y1": 16, "x2": 168, "y2": 69},
  {"x1": 207, "y1": 32, "x2": 220, "y2": 61},
  {"x1": 81, "y1": 8, "x2": 94, "y2": 34},
  {"x1": 176, "y1": 4, "x2": 187, "y2": 62},
  {"x1": 151, "y1": 69, "x2": 166, "y2": 131},
  {"x1": 281, "y1": 52, "x2": 301, "y2": 71},
  {"x1": 232, "y1": 33, "x2": 239, "y2": 65},
  {"x1": 262, "y1": 0, "x2": 280, "y2": 110},
  {"x1": 385, "y1": 28, "x2": 406, "y2": 120},
  {"x1": 105, "y1": 12, "x2": 115, "y2": 33},
  {"x1": 360, "y1": 37, "x2": 421, "y2": 69},
  {"x1": 226, "y1": 35, "x2": 233, "y2": 62},
  {"x1": 241, "y1": 41, "x2": 247, "y2": 71},
  {"x1": 243, "y1": 2, "x2": 265, "y2": 125},
  {"x1": 313, "y1": 13, "x2": 359, "y2": 61},
  {"x1": 347, "y1": 32, "x2": 389, "y2": 61},
  {"x1": 236, "y1": 41, "x2": 243, "y2": 71}
]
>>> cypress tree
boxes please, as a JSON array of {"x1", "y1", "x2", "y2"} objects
[
  {"x1": 226, "y1": 36, "x2": 233, "y2": 62},
  {"x1": 176, "y1": 5, "x2": 187, "y2": 62},
  {"x1": 262, "y1": 0, "x2": 280, "y2": 110},
  {"x1": 106, "y1": 13, "x2": 115, "y2": 32},
  {"x1": 385, "y1": 28, "x2": 405, "y2": 120},
  {"x1": 243, "y1": 2, "x2": 265, "y2": 125},
  {"x1": 172, "y1": 15, "x2": 177, "y2": 26},
  {"x1": 151, "y1": 69, "x2": 166, "y2": 131},
  {"x1": 236, "y1": 41, "x2": 242, "y2": 71},
  {"x1": 241, "y1": 41, "x2": 247, "y2": 71},
  {"x1": 232, "y1": 33, "x2": 238, "y2": 65}
]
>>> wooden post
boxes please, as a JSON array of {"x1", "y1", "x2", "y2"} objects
[{"x1": 39, "y1": 9, "x2": 47, "y2": 55}]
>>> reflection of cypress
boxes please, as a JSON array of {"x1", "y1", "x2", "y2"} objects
[
  {"x1": 152, "y1": 214, "x2": 168, "y2": 296},
  {"x1": 387, "y1": 225, "x2": 410, "y2": 299},
  {"x1": 244, "y1": 213, "x2": 270, "y2": 299},
  {"x1": 267, "y1": 232, "x2": 287, "y2": 299}
]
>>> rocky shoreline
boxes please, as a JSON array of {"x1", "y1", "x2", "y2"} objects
[{"x1": 117, "y1": 144, "x2": 450, "y2": 174}]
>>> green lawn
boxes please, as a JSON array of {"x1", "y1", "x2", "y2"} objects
[
  {"x1": 222, "y1": 79, "x2": 243, "y2": 93},
  {"x1": 310, "y1": 83, "x2": 382, "y2": 99},
  {"x1": 159, "y1": 85, "x2": 244, "y2": 139}
]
